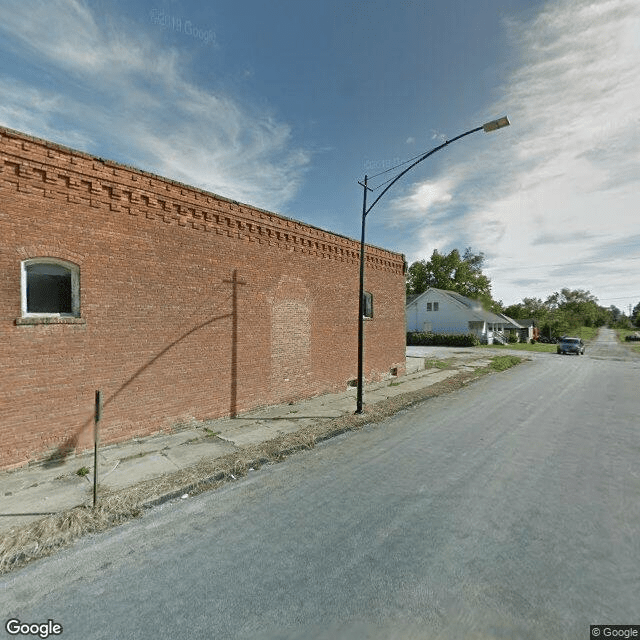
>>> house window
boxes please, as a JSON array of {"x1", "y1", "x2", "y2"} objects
[
  {"x1": 426, "y1": 302, "x2": 432, "y2": 311},
  {"x1": 433, "y1": 302, "x2": 439, "y2": 311},
  {"x1": 363, "y1": 291, "x2": 373, "y2": 318},
  {"x1": 21, "y1": 258, "x2": 80, "y2": 317}
]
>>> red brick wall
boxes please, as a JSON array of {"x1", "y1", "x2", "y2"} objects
[{"x1": 0, "y1": 126, "x2": 406, "y2": 470}]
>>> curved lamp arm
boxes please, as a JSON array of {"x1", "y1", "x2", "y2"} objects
[
  {"x1": 355, "y1": 116, "x2": 509, "y2": 414},
  {"x1": 363, "y1": 117, "x2": 510, "y2": 217}
]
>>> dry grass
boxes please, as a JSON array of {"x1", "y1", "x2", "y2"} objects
[
  {"x1": 0, "y1": 492, "x2": 143, "y2": 575},
  {"x1": 0, "y1": 363, "x2": 505, "y2": 575}
]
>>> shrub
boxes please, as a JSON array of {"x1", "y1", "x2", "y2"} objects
[
  {"x1": 407, "y1": 332, "x2": 480, "y2": 347},
  {"x1": 507, "y1": 331, "x2": 518, "y2": 344}
]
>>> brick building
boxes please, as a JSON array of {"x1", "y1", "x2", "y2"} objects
[{"x1": 0, "y1": 126, "x2": 406, "y2": 470}]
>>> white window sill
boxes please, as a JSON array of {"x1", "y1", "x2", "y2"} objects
[{"x1": 15, "y1": 316, "x2": 86, "y2": 326}]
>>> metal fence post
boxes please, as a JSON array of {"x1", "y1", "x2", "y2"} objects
[{"x1": 93, "y1": 390, "x2": 101, "y2": 508}]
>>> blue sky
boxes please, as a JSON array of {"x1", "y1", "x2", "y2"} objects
[{"x1": 1, "y1": 0, "x2": 638, "y2": 309}]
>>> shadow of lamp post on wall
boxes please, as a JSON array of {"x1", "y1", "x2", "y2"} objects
[{"x1": 355, "y1": 116, "x2": 511, "y2": 414}]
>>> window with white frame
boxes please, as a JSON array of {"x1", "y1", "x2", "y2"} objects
[
  {"x1": 363, "y1": 291, "x2": 373, "y2": 318},
  {"x1": 426, "y1": 302, "x2": 432, "y2": 311},
  {"x1": 21, "y1": 258, "x2": 80, "y2": 317},
  {"x1": 433, "y1": 301, "x2": 439, "y2": 311}
]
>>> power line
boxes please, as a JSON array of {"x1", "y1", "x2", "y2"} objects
[
  {"x1": 595, "y1": 295, "x2": 639, "y2": 302},
  {"x1": 488, "y1": 255, "x2": 640, "y2": 271},
  {"x1": 366, "y1": 150, "x2": 428, "y2": 183}
]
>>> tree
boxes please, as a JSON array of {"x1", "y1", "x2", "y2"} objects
[
  {"x1": 506, "y1": 288, "x2": 611, "y2": 338},
  {"x1": 613, "y1": 313, "x2": 633, "y2": 329},
  {"x1": 504, "y1": 297, "x2": 547, "y2": 321},
  {"x1": 539, "y1": 289, "x2": 608, "y2": 335},
  {"x1": 406, "y1": 247, "x2": 494, "y2": 308},
  {"x1": 557, "y1": 288, "x2": 601, "y2": 327},
  {"x1": 609, "y1": 305, "x2": 621, "y2": 323},
  {"x1": 631, "y1": 301, "x2": 640, "y2": 327}
]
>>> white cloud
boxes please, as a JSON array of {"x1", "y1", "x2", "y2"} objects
[
  {"x1": 391, "y1": 178, "x2": 454, "y2": 220},
  {"x1": 394, "y1": 0, "x2": 640, "y2": 306},
  {"x1": 0, "y1": 0, "x2": 309, "y2": 211}
]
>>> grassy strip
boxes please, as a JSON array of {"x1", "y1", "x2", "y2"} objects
[
  {"x1": 489, "y1": 355, "x2": 523, "y2": 371},
  {"x1": 0, "y1": 358, "x2": 524, "y2": 575},
  {"x1": 480, "y1": 326, "x2": 601, "y2": 353},
  {"x1": 424, "y1": 358, "x2": 453, "y2": 369},
  {"x1": 480, "y1": 342, "x2": 556, "y2": 353},
  {"x1": 615, "y1": 328, "x2": 638, "y2": 339},
  {"x1": 615, "y1": 328, "x2": 640, "y2": 355},
  {"x1": 574, "y1": 326, "x2": 600, "y2": 341}
]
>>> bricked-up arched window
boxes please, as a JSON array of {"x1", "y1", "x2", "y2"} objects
[
  {"x1": 21, "y1": 258, "x2": 80, "y2": 317},
  {"x1": 363, "y1": 291, "x2": 373, "y2": 319}
]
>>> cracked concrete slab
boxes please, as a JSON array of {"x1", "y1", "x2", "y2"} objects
[
  {"x1": 100, "y1": 453, "x2": 180, "y2": 491},
  {"x1": 0, "y1": 348, "x2": 519, "y2": 535}
]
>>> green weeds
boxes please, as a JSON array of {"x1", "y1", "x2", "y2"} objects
[
  {"x1": 424, "y1": 359, "x2": 451, "y2": 369},
  {"x1": 489, "y1": 355, "x2": 523, "y2": 371}
]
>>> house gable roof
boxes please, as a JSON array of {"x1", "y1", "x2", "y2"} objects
[
  {"x1": 406, "y1": 287, "x2": 478, "y2": 309},
  {"x1": 496, "y1": 313, "x2": 524, "y2": 329},
  {"x1": 406, "y1": 287, "x2": 506, "y2": 324}
]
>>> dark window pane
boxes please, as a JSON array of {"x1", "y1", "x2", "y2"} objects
[
  {"x1": 363, "y1": 292, "x2": 373, "y2": 318},
  {"x1": 26, "y1": 263, "x2": 72, "y2": 313}
]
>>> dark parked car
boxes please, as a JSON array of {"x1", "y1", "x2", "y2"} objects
[{"x1": 557, "y1": 337, "x2": 585, "y2": 355}]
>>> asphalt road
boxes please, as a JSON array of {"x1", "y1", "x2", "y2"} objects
[{"x1": 2, "y1": 329, "x2": 639, "y2": 639}]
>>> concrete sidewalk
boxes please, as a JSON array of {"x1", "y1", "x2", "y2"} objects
[{"x1": 1, "y1": 351, "x2": 497, "y2": 536}]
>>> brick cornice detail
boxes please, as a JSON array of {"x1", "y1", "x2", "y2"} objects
[{"x1": 0, "y1": 127, "x2": 404, "y2": 275}]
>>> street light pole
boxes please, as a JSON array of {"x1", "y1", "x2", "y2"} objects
[
  {"x1": 356, "y1": 175, "x2": 371, "y2": 415},
  {"x1": 355, "y1": 116, "x2": 510, "y2": 414}
]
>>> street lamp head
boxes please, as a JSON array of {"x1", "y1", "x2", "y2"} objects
[{"x1": 482, "y1": 116, "x2": 510, "y2": 133}]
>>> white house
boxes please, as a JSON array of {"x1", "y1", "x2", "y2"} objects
[
  {"x1": 406, "y1": 288, "x2": 522, "y2": 344},
  {"x1": 513, "y1": 318, "x2": 539, "y2": 343},
  {"x1": 496, "y1": 312, "x2": 527, "y2": 342}
]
